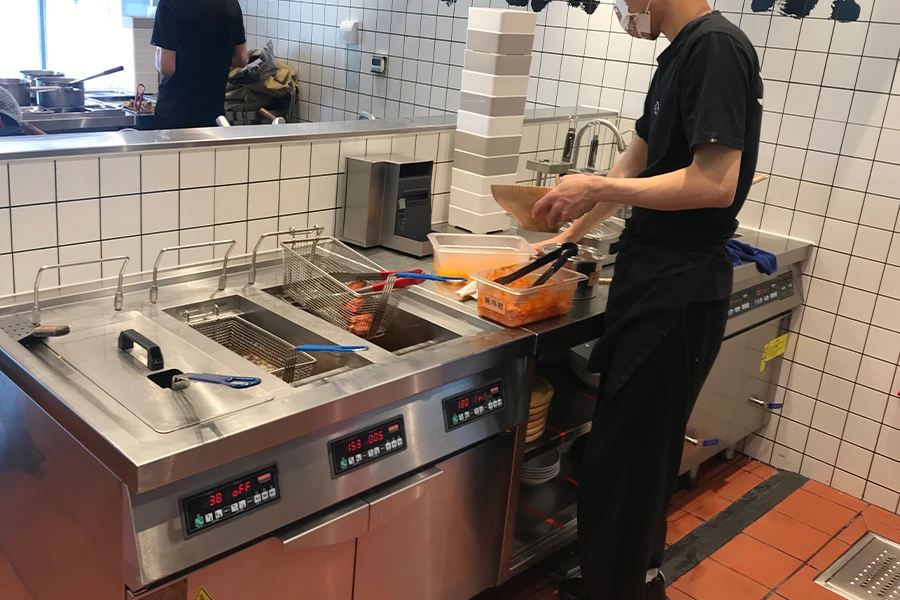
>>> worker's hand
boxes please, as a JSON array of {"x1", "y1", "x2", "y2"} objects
[{"x1": 532, "y1": 175, "x2": 601, "y2": 230}]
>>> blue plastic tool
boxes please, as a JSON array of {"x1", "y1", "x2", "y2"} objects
[
  {"x1": 393, "y1": 272, "x2": 467, "y2": 283},
  {"x1": 294, "y1": 344, "x2": 369, "y2": 353}
]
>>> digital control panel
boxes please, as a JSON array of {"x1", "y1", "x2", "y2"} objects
[
  {"x1": 329, "y1": 416, "x2": 406, "y2": 477},
  {"x1": 443, "y1": 383, "x2": 504, "y2": 431},
  {"x1": 181, "y1": 465, "x2": 280, "y2": 536},
  {"x1": 728, "y1": 272, "x2": 794, "y2": 319}
]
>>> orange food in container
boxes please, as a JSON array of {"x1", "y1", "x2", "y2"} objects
[{"x1": 470, "y1": 263, "x2": 586, "y2": 327}]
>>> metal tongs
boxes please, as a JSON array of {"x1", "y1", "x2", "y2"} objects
[
  {"x1": 495, "y1": 243, "x2": 579, "y2": 288},
  {"x1": 172, "y1": 373, "x2": 262, "y2": 391}
]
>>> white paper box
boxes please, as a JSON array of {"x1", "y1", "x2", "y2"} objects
[
  {"x1": 457, "y1": 110, "x2": 525, "y2": 137},
  {"x1": 467, "y1": 8, "x2": 537, "y2": 35},
  {"x1": 461, "y1": 71, "x2": 530, "y2": 97},
  {"x1": 451, "y1": 168, "x2": 517, "y2": 196},
  {"x1": 449, "y1": 205, "x2": 511, "y2": 234}
]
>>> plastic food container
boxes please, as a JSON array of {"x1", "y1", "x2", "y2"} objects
[
  {"x1": 470, "y1": 263, "x2": 586, "y2": 327},
  {"x1": 428, "y1": 233, "x2": 535, "y2": 278}
]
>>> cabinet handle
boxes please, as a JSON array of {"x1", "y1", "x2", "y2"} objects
[
  {"x1": 278, "y1": 499, "x2": 369, "y2": 550},
  {"x1": 362, "y1": 467, "x2": 443, "y2": 531},
  {"x1": 749, "y1": 396, "x2": 783, "y2": 410}
]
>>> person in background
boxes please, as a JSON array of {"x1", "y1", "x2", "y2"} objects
[
  {"x1": 532, "y1": 0, "x2": 763, "y2": 598},
  {"x1": 0, "y1": 87, "x2": 26, "y2": 137},
  {"x1": 151, "y1": 0, "x2": 249, "y2": 129}
]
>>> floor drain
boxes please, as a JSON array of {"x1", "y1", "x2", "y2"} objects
[{"x1": 816, "y1": 533, "x2": 900, "y2": 600}]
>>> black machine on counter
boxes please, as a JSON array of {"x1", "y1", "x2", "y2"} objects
[{"x1": 342, "y1": 154, "x2": 435, "y2": 257}]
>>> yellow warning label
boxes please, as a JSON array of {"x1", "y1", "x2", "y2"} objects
[
  {"x1": 760, "y1": 334, "x2": 789, "y2": 372},
  {"x1": 194, "y1": 588, "x2": 213, "y2": 600}
]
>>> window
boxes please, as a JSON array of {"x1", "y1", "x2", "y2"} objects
[{"x1": 1, "y1": 1, "x2": 42, "y2": 76}]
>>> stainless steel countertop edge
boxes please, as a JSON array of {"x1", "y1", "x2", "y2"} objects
[{"x1": 0, "y1": 106, "x2": 619, "y2": 161}]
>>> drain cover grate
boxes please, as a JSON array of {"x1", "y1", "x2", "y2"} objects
[{"x1": 816, "y1": 533, "x2": 900, "y2": 600}]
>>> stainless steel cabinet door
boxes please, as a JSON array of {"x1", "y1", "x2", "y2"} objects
[
  {"x1": 136, "y1": 500, "x2": 369, "y2": 600},
  {"x1": 353, "y1": 433, "x2": 515, "y2": 600}
]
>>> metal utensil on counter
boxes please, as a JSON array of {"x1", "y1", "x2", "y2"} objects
[
  {"x1": 67, "y1": 66, "x2": 125, "y2": 86},
  {"x1": 329, "y1": 269, "x2": 424, "y2": 282},
  {"x1": 171, "y1": 373, "x2": 262, "y2": 391},
  {"x1": 541, "y1": 242, "x2": 610, "y2": 300},
  {"x1": 495, "y1": 243, "x2": 579, "y2": 287},
  {"x1": 0, "y1": 314, "x2": 70, "y2": 343},
  {"x1": 294, "y1": 345, "x2": 369, "y2": 353},
  {"x1": 354, "y1": 278, "x2": 423, "y2": 294},
  {"x1": 0, "y1": 78, "x2": 32, "y2": 106}
]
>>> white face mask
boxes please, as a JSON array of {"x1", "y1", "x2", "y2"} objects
[{"x1": 614, "y1": 0, "x2": 654, "y2": 40}]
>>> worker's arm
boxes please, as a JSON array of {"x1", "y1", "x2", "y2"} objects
[
  {"x1": 533, "y1": 143, "x2": 741, "y2": 228},
  {"x1": 232, "y1": 43, "x2": 249, "y2": 69},
  {"x1": 541, "y1": 136, "x2": 649, "y2": 246},
  {"x1": 155, "y1": 47, "x2": 177, "y2": 78}
]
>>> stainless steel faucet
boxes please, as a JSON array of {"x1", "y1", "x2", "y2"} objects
[{"x1": 570, "y1": 119, "x2": 628, "y2": 171}]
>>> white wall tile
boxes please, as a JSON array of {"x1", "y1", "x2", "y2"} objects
[
  {"x1": 0, "y1": 210, "x2": 9, "y2": 256},
  {"x1": 852, "y1": 226, "x2": 891, "y2": 262},
  {"x1": 141, "y1": 191, "x2": 179, "y2": 234},
  {"x1": 215, "y1": 185, "x2": 249, "y2": 224},
  {"x1": 279, "y1": 178, "x2": 310, "y2": 215},
  {"x1": 214, "y1": 222, "x2": 248, "y2": 256},
  {"x1": 248, "y1": 181, "x2": 280, "y2": 219},
  {"x1": 180, "y1": 188, "x2": 215, "y2": 229},
  {"x1": 100, "y1": 195, "x2": 141, "y2": 240},
  {"x1": 310, "y1": 141, "x2": 340, "y2": 175},
  {"x1": 100, "y1": 155, "x2": 141, "y2": 198},
  {"x1": 57, "y1": 199, "x2": 100, "y2": 247},
  {"x1": 9, "y1": 161, "x2": 55, "y2": 206},
  {"x1": 14, "y1": 248, "x2": 58, "y2": 292},
  {"x1": 11, "y1": 204, "x2": 57, "y2": 252},
  {"x1": 863, "y1": 482, "x2": 899, "y2": 513},
  {"x1": 56, "y1": 157, "x2": 99, "y2": 202},
  {"x1": 142, "y1": 231, "x2": 179, "y2": 271},
  {"x1": 249, "y1": 145, "x2": 282, "y2": 182},
  {"x1": 844, "y1": 257, "x2": 884, "y2": 293},
  {"x1": 101, "y1": 236, "x2": 141, "y2": 277},
  {"x1": 180, "y1": 150, "x2": 216, "y2": 189},
  {"x1": 216, "y1": 147, "x2": 250, "y2": 186},
  {"x1": 812, "y1": 401, "x2": 848, "y2": 438},
  {"x1": 309, "y1": 176, "x2": 339, "y2": 211},
  {"x1": 141, "y1": 152, "x2": 179, "y2": 193},
  {"x1": 178, "y1": 227, "x2": 215, "y2": 264},
  {"x1": 836, "y1": 441, "x2": 873, "y2": 477},
  {"x1": 0, "y1": 165, "x2": 8, "y2": 208},
  {"x1": 281, "y1": 143, "x2": 312, "y2": 178},
  {"x1": 58, "y1": 242, "x2": 101, "y2": 285}
]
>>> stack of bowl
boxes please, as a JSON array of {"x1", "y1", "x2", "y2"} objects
[
  {"x1": 521, "y1": 449, "x2": 561, "y2": 486},
  {"x1": 526, "y1": 375, "x2": 554, "y2": 442}
]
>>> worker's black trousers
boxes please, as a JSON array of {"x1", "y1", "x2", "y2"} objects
[{"x1": 577, "y1": 298, "x2": 729, "y2": 600}]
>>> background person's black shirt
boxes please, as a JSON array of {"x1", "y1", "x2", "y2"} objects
[
  {"x1": 628, "y1": 11, "x2": 763, "y2": 300},
  {"x1": 151, "y1": 0, "x2": 245, "y2": 129}
]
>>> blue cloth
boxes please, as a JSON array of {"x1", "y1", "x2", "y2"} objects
[{"x1": 726, "y1": 239, "x2": 778, "y2": 275}]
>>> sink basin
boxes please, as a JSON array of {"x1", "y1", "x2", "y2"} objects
[
  {"x1": 165, "y1": 296, "x2": 371, "y2": 382},
  {"x1": 263, "y1": 286, "x2": 461, "y2": 355}
]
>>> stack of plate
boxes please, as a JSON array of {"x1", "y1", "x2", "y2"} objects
[
  {"x1": 526, "y1": 376, "x2": 554, "y2": 443},
  {"x1": 521, "y1": 449, "x2": 561, "y2": 486}
]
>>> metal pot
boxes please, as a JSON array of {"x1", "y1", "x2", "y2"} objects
[
  {"x1": 541, "y1": 242, "x2": 607, "y2": 300},
  {"x1": 20, "y1": 71, "x2": 64, "y2": 103},
  {"x1": 34, "y1": 77, "x2": 85, "y2": 110},
  {"x1": 0, "y1": 78, "x2": 31, "y2": 106}
]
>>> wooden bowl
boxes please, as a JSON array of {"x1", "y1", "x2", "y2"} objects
[{"x1": 491, "y1": 184, "x2": 556, "y2": 233}]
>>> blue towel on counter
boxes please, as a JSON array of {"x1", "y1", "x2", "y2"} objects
[{"x1": 726, "y1": 239, "x2": 778, "y2": 275}]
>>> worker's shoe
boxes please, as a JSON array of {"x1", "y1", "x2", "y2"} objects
[{"x1": 646, "y1": 570, "x2": 668, "y2": 600}]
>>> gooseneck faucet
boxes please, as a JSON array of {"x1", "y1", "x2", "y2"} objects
[{"x1": 570, "y1": 119, "x2": 629, "y2": 171}]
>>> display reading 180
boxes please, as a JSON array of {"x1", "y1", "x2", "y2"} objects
[{"x1": 443, "y1": 383, "x2": 504, "y2": 431}]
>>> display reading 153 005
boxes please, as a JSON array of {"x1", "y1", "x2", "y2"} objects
[
  {"x1": 329, "y1": 416, "x2": 406, "y2": 477},
  {"x1": 181, "y1": 465, "x2": 280, "y2": 536}
]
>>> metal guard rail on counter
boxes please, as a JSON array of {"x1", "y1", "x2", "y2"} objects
[
  {"x1": 150, "y1": 240, "x2": 236, "y2": 304},
  {"x1": 32, "y1": 256, "x2": 130, "y2": 325},
  {"x1": 248, "y1": 225, "x2": 324, "y2": 285}
]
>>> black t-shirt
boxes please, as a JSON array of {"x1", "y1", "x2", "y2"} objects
[
  {"x1": 629, "y1": 11, "x2": 763, "y2": 299},
  {"x1": 151, "y1": 0, "x2": 245, "y2": 128}
]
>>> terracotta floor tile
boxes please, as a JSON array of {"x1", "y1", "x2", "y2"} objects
[
  {"x1": 748, "y1": 463, "x2": 778, "y2": 479},
  {"x1": 802, "y1": 480, "x2": 868, "y2": 513},
  {"x1": 696, "y1": 461, "x2": 733, "y2": 485},
  {"x1": 862, "y1": 505, "x2": 900, "y2": 530},
  {"x1": 666, "y1": 588, "x2": 695, "y2": 600},
  {"x1": 667, "y1": 509, "x2": 704, "y2": 545},
  {"x1": 744, "y1": 511, "x2": 831, "y2": 561},
  {"x1": 777, "y1": 566, "x2": 844, "y2": 600},
  {"x1": 672, "y1": 558, "x2": 769, "y2": 600},
  {"x1": 837, "y1": 516, "x2": 869, "y2": 544},
  {"x1": 0, "y1": 581, "x2": 33, "y2": 600},
  {"x1": 676, "y1": 489, "x2": 733, "y2": 521},
  {"x1": 712, "y1": 469, "x2": 765, "y2": 502},
  {"x1": 773, "y1": 489, "x2": 858, "y2": 535},
  {"x1": 809, "y1": 537, "x2": 851, "y2": 572},
  {"x1": 710, "y1": 533, "x2": 802, "y2": 589},
  {"x1": 863, "y1": 515, "x2": 900, "y2": 544},
  {"x1": 730, "y1": 456, "x2": 754, "y2": 471}
]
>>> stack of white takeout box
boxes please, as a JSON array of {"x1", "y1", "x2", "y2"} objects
[{"x1": 449, "y1": 8, "x2": 537, "y2": 234}]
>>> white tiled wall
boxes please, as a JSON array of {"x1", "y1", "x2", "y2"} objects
[{"x1": 241, "y1": 0, "x2": 900, "y2": 510}]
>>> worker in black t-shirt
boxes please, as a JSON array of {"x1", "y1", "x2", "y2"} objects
[
  {"x1": 532, "y1": 0, "x2": 763, "y2": 598},
  {"x1": 151, "y1": 0, "x2": 249, "y2": 129}
]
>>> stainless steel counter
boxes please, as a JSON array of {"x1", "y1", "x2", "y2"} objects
[{"x1": 0, "y1": 106, "x2": 617, "y2": 161}]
